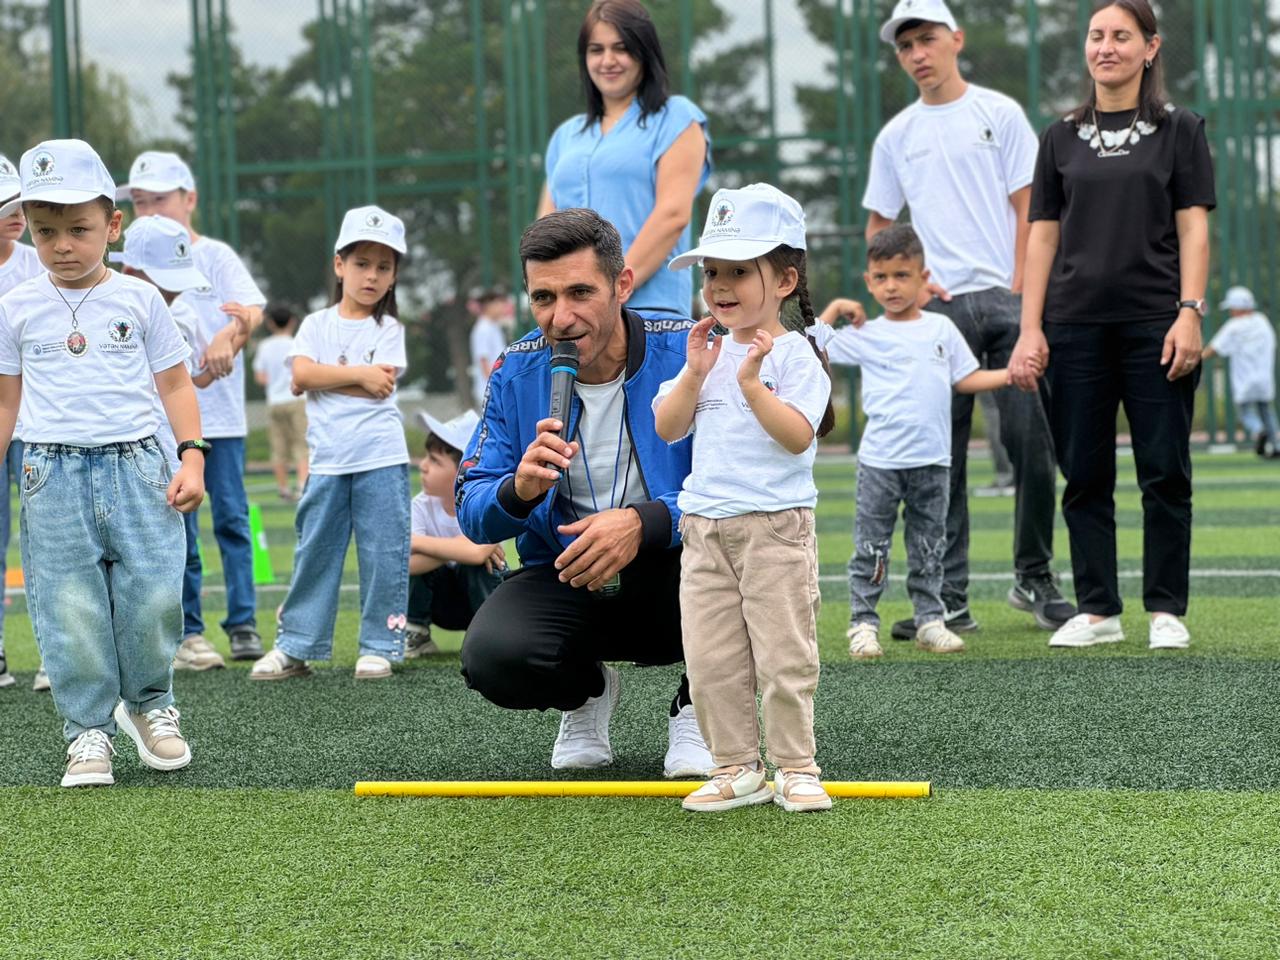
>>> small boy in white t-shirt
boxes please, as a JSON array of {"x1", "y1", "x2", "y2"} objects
[
  {"x1": 0, "y1": 139, "x2": 206, "y2": 786},
  {"x1": 819, "y1": 225, "x2": 1009, "y2": 659},
  {"x1": 1203, "y1": 286, "x2": 1278, "y2": 458},
  {"x1": 468, "y1": 289, "x2": 512, "y2": 409},
  {"x1": 405, "y1": 410, "x2": 505, "y2": 657},
  {"x1": 253, "y1": 304, "x2": 309, "y2": 499}
]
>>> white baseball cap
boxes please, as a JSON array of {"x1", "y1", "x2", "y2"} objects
[
  {"x1": 1219, "y1": 286, "x2": 1257, "y2": 311},
  {"x1": 667, "y1": 183, "x2": 806, "y2": 271},
  {"x1": 110, "y1": 215, "x2": 209, "y2": 293},
  {"x1": 0, "y1": 139, "x2": 116, "y2": 218},
  {"x1": 335, "y1": 205, "x2": 407, "y2": 255},
  {"x1": 879, "y1": 0, "x2": 959, "y2": 44},
  {"x1": 0, "y1": 154, "x2": 19, "y2": 204},
  {"x1": 417, "y1": 409, "x2": 481, "y2": 454},
  {"x1": 116, "y1": 150, "x2": 196, "y2": 200}
]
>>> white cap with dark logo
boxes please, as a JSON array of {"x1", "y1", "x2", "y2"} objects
[
  {"x1": 335, "y1": 205, "x2": 407, "y2": 255},
  {"x1": 117, "y1": 150, "x2": 196, "y2": 200},
  {"x1": 0, "y1": 139, "x2": 116, "y2": 218},
  {"x1": 0, "y1": 154, "x2": 20, "y2": 204},
  {"x1": 879, "y1": 0, "x2": 959, "y2": 44},
  {"x1": 1219, "y1": 286, "x2": 1257, "y2": 311},
  {"x1": 111, "y1": 215, "x2": 209, "y2": 293},
  {"x1": 668, "y1": 183, "x2": 806, "y2": 271},
  {"x1": 418, "y1": 409, "x2": 481, "y2": 454}
]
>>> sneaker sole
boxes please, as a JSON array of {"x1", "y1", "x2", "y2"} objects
[
  {"x1": 1149, "y1": 640, "x2": 1190, "y2": 650},
  {"x1": 915, "y1": 643, "x2": 966, "y2": 654},
  {"x1": 228, "y1": 650, "x2": 265, "y2": 662},
  {"x1": 249, "y1": 665, "x2": 314, "y2": 681},
  {"x1": 32, "y1": 679, "x2": 51, "y2": 692},
  {"x1": 113, "y1": 703, "x2": 192, "y2": 772},
  {"x1": 773, "y1": 792, "x2": 834, "y2": 813},
  {"x1": 663, "y1": 763, "x2": 712, "y2": 779},
  {"x1": 682, "y1": 785, "x2": 774, "y2": 812},
  {"x1": 354, "y1": 667, "x2": 393, "y2": 679},
  {"x1": 849, "y1": 646, "x2": 884, "y2": 659},
  {"x1": 1048, "y1": 633, "x2": 1124, "y2": 648},
  {"x1": 173, "y1": 657, "x2": 226, "y2": 672},
  {"x1": 403, "y1": 644, "x2": 440, "y2": 659},
  {"x1": 1007, "y1": 589, "x2": 1072, "y2": 631},
  {"x1": 61, "y1": 770, "x2": 114, "y2": 787}
]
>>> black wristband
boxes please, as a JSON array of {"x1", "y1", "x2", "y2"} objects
[{"x1": 176, "y1": 439, "x2": 212, "y2": 458}]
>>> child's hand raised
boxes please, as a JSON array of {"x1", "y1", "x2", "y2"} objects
[
  {"x1": 818, "y1": 297, "x2": 867, "y2": 328},
  {"x1": 737, "y1": 329, "x2": 774, "y2": 389},
  {"x1": 685, "y1": 316, "x2": 722, "y2": 380}
]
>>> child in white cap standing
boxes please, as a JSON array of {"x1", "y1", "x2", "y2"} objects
[
  {"x1": 252, "y1": 205, "x2": 411, "y2": 681},
  {"x1": 654, "y1": 183, "x2": 836, "y2": 813},
  {"x1": 0, "y1": 139, "x2": 206, "y2": 786},
  {"x1": 1204, "y1": 286, "x2": 1278, "y2": 458},
  {"x1": 120, "y1": 150, "x2": 267, "y2": 664}
]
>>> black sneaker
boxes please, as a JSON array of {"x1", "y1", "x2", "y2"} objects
[
  {"x1": 1008, "y1": 575, "x2": 1076, "y2": 630},
  {"x1": 890, "y1": 605, "x2": 980, "y2": 641},
  {"x1": 227, "y1": 627, "x2": 265, "y2": 661},
  {"x1": 0, "y1": 652, "x2": 14, "y2": 688},
  {"x1": 1256, "y1": 432, "x2": 1270, "y2": 457},
  {"x1": 404, "y1": 623, "x2": 439, "y2": 658}
]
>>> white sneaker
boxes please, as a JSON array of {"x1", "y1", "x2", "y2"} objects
[
  {"x1": 773, "y1": 769, "x2": 833, "y2": 813},
  {"x1": 551, "y1": 664, "x2": 620, "y2": 770},
  {"x1": 682, "y1": 764, "x2": 773, "y2": 812},
  {"x1": 62, "y1": 730, "x2": 115, "y2": 787},
  {"x1": 1149, "y1": 614, "x2": 1190, "y2": 650},
  {"x1": 174, "y1": 634, "x2": 226, "y2": 671},
  {"x1": 249, "y1": 647, "x2": 313, "y2": 681},
  {"x1": 354, "y1": 654, "x2": 393, "y2": 679},
  {"x1": 663, "y1": 703, "x2": 713, "y2": 778},
  {"x1": 847, "y1": 623, "x2": 883, "y2": 659},
  {"x1": 32, "y1": 665, "x2": 50, "y2": 692},
  {"x1": 0, "y1": 654, "x2": 14, "y2": 688},
  {"x1": 1049, "y1": 614, "x2": 1124, "y2": 648},
  {"x1": 915, "y1": 620, "x2": 965, "y2": 654}
]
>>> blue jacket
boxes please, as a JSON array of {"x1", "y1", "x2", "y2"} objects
[{"x1": 456, "y1": 309, "x2": 693, "y2": 568}]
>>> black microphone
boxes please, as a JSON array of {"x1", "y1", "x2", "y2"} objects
[{"x1": 548, "y1": 340, "x2": 579, "y2": 433}]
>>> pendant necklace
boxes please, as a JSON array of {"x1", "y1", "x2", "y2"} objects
[
  {"x1": 51, "y1": 266, "x2": 107, "y2": 358},
  {"x1": 336, "y1": 317, "x2": 369, "y2": 366},
  {"x1": 1090, "y1": 107, "x2": 1140, "y2": 158}
]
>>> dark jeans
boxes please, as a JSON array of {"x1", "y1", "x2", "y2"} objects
[
  {"x1": 409, "y1": 563, "x2": 502, "y2": 632},
  {"x1": 183, "y1": 437, "x2": 256, "y2": 636},
  {"x1": 928, "y1": 288, "x2": 1058, "y2": 605},
  {"x1": 461, "y1": 548, "x2": 684, "y2": 712},
  {"x1": 1044, "y1": 319, "x2": 1198, "y2": 616}
]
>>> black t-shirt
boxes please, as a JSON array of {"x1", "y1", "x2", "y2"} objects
[{"x1": 1029, "y1": 105, "x2": 1216, "y2": 323}]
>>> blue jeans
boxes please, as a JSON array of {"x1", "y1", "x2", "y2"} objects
[
  {"x1": 1237, "y1": 400, "x2": 1280, "y2": 444},
  {"x1": 183, "y1": 436, "x2": 255, "y2": 636},
  {"x1": 0, "y1": 439, "x2": 22, "y2": 650},
  {"x1": 275, "y1": 465, "x2": 410, "y2": 661},
  {"x1": 19, "y1": 438, "x2": 184, "y2": 741}
]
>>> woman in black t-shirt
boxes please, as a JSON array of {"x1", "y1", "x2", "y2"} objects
[{"x1": 1009, "y1": 0, "x2": 1215, "y2": 651}]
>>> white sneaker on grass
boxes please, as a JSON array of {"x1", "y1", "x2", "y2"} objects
[
  {"x1": 915, "y1": 620, "x2": 965, "y2": 654},
  {"x1": 113, "y1": 702, "x2": 191, "y2": 771},
  {"x1": 32, "y1": 665, "x2": 50, "y2": 692},
  {"x1": 551, "y1": 664, "x2": 619, "y2": 770},
  {"x1": 1148, "y1": 614, "x2": 1190, "y2": 650},
  {"x1": 1048, "y1": 614, "x2": 1124, "y2": 648},
  {"x1": 0, "y1": 653, "x2": 14, "y2": 688},
  {"x1": 62, "y1": 730, "x2": 115, "y2": 787},
  {"x1": 847, "y1": 623, "x2": 883, "y2": 659},
  {"x1": 682, "y1": 764, "x2": 773, "y2": 812},
  {"x1": 174, "y1": 634, "x2": 226, "y2": 671},
  {"x1": 773, "y1": 769, "x2": 833, "y2": 813},
  {"x1": 250, "y1": 647, "x2": 313, "y2": 681},
  {"x1": 354, "y1": 654, "x2": 393, "y2": 679},
  {"x1": 663, "y1": 703, "x2": 713, "y2": 778}
]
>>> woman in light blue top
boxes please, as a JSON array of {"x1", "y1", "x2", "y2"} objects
[{"x1": 538, "y1": 0, "x2": 711, "y2": 319}]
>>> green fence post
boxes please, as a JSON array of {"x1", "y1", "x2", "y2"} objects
[{"x1": 49, "y1": 0, "x2": 71, "y2": 138}]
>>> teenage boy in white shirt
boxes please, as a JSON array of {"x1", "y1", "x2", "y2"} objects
[
  {"x1": 119, "y1": 151, "x2": 267, "y2": 663},
  {"x1": 864, "y1": 0, "x2": 1072, "y2": 639}
]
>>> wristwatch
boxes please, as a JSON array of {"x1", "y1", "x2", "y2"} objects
[
  {"x1": 176, "y1": 439, "x2": 213, "y2": 458},
  {"x1": 1177, "y1": 299, "x2": 1206, "y2": 318}
]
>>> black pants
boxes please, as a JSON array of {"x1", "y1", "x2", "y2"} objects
[
  {"x1": 930, "y1": 288, "x2": 1059, "y2": 604},
  {"x1": 461, "y1": 548, "x2": 685, "y2": 711},
  {"x1": 408, "y1": 564, "x2": 503, "y2": 632},
  {"x1": 1045, "y1": 319, "x2": 1198, "y2": 616}
]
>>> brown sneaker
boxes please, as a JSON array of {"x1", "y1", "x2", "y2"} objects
[
  {"x1": 61, "y1": 729, "x2": 115, "y2": 787},
  {"x1": 773, "y1": 769, "x2": 833, "y2": 812},
  {"x1": 113, "y1": 702, "x2": 192, "y2": 771},
  {"x1": 682, "y1": 764, "x2": 774, "y2": 812},
  {"x1": 250, "y1": 647, "x2": 313, "y2": 681},
  {"x1": 174, "y1": 634, "x2": 226, "y2": 671}
]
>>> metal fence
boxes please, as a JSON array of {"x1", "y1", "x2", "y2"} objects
[{"x1": 9, "y1": 0, "x2": 1279, "y2": 442}]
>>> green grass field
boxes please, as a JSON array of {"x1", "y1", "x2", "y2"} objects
[{"x1": 2, "y1": 449, "x2": 1279, "y2": 958}]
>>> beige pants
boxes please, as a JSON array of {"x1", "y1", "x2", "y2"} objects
[
  {"x1": 679, "y1": 508, "x2": 821, "y2": 772},
  {"x1": 268, "y1": 399, "x2": 308, "y2": 466}
]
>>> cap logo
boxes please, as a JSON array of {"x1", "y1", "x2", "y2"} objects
[
  {"x1": 174, "y1": 239, "x2": 189, "y2": 259},
  {"x1": 0, "y1": 159, "x2": 13, "y2": 177},
  {"x1": 138, "y1": 159, "x2": 151, "y2": 173},
  {"x1": 366, "y1": 213, "x2": 384, "y2": 228},
  {"x1": 713, "y1": 200, "x2": 735, "y2": 227},
  {"x1": 32, "y1": 152, "x2": 55, "y2": 177}
]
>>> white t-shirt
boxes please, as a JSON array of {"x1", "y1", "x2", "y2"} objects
[
  {"x1": 188, "y1": 238, "x2": 267, "y2": 437},
  {"x1": 253, "y1": 334, "x2": 297, "y2": 406},
  {"x1": 557, "y1": 372, "x2": 645, "y2": 522},
  {"x1": 0, "y1": 243, "x2": 43, "y2": 299},
  {"x1": 655, "y1": 331, "x2": 831, "y2": 519},
  {"x1": 411, "y1": 491, "x2": 466, "y2": 567},
  {"x1": 289, "y1": 306, "x2": 409, "y2": 475},
  {"x1": 155, "y1": 297, "x2": 210, "y2": 467},
  {"x1": 1208, "y1": 312, "x2": 1277, "y2": 404},
  {"x1": 469, "y1": 317, "x2": 508, "y2": 406},
  {"x1": 825, "y1": 312, "x2": 979, "y2": 469},
  {"x1": 862, "y1": 84, "x2": 1038, "y2": 295},
  {"x1": 0, "y1": 272, "x2": 189, "y2": 445}
]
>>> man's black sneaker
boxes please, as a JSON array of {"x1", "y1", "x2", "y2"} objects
[
  {"x1": 890, "y1": 606, "x2": 980, "y2": 641},
  {"x1": 228, "y1": 627, "x2": 265, "y2": 661},
  {"x1": 1008, "y1": 575, "x2": 1077, "y2": 630}
]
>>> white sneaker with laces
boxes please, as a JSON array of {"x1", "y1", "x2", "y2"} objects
[
  {"x1": 847, "y1": 623, "x2": 883, "y2": 659},
  {"x1": 773, "y1": 769, "x2": 833, "y2": 813},
  {"x1": 551, "y1": 663, "x2": 620, "y2": 770},
  {"x1": 32, "y1": 665, "x2": 50, "y2": 692},
  {"x1": 682, "y1": 764, "x2": 773, "y2": 812},
  {"x1": 663, "y1": 703, "x2": 713, "y2": 778},
  {"x1": 1148, "y1": 614, "x2": 1190, "y2": 650},
  {"x1": 62, "y1": 729, "x2": 115, "y2": 787},
  {"x1": 1048, "y1": 614, "x2": 1124, "y2": 648},
  {"x1": 915, "y1": 620, "x2": 965, "y2": 654},
  {"x1": 174, "y1": 634, "x2": 226, "y2": 672},
  {"x1": 354, "y1": 654, "x2": 393, "y2": 679}
]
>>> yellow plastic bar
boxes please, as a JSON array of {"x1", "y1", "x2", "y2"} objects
[{"x1": 354, "y1": 780, "x2": 930, "y2": 799}]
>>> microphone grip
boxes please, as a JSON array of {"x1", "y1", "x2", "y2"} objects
[{"x1": 548, "y1": 370, "x2": 575, "y2": 433}]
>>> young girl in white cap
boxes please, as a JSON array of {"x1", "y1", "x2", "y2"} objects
[
  {"x1": 251, "y1": 205, "x2": 411, "y2": 682},
  {"x1": 654, "y1": 183, "x2": 835, "y2": 812}
]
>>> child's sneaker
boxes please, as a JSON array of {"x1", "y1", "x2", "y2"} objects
[
  {"x1": 174, "y1": 634, "x2": 226, "y2": 671},
  {"x1": 113, "y1": 702, "x2": 192, "y2": 771},
  {"x1": 32, "y1": 665, "x2": 50, "y2": 692},
  {"x1": 847, "y1": 623, "x2": 883, "y2": 659},
  {"x1": 354, "y1": 654, "x2": 393, "y2": 679},
  {"x1": 0, "y1": 653, "x2": 14, "y2": 688},
  {"x1": 915, "y1": 620, "x2": 966, "y2": 653},
  {"x1": 228, "y1": 627, "x2": 265, "y2": 661},
  {"x1": 772, "y1": 769, "x2": 833, "y2": 812},
  {"x1": 250, "y1": 647, "x2": 313, "y2": 681},
  {"x1": 682, "y1": 764, "x2": 774, "y2": 812},
  {"x1": 61, "y1": 730, "x2": 115, "y2": 787},
  {"x1": 404, "y1": 623, "x2": 439, "y2": 658}
]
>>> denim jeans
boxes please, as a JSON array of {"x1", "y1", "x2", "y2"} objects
[
  {"x1": 275, "y1": 465, "x2": 410, "y2": 661},
  {"x1": 848, "y1": 463, "x2": 949, "y2": 628},
  {"x1": 408, "y1": 563, "x2": 502, "y2": 632},
  {"x1": 1237, "y1": 400, "x2": 1280, "y2": 444},
  {"x1": 20, "y1": 438, "x2": 184, "y2": 741},
  {"x1": 182, "y1": 436, "x2": 256, "y2": 636},
  {"x1": 0, "y1": 439, "x2": 22, "y2": 651},
  {"x1": 928, "y1": 288, "x2": 1059, "y2": 605}
]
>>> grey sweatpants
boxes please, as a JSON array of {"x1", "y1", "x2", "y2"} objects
[{"x1": 848, "y1": 462, "x2": 949, "y2": 628}]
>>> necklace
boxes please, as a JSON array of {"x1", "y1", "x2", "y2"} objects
[
  {"x1": 1089, "y1": 107, "x2": 1140, "y2": 157},
  {"x1": 336, "y1": 315, "x2": 372, "y2": 366},
  {"x1": 50, "y1": 266, "x2": 107, "y2": 358}
]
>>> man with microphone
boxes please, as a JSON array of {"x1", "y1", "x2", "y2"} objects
[{"x1": 456, "y1": 208, "x2": 712, "y2": 778}]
